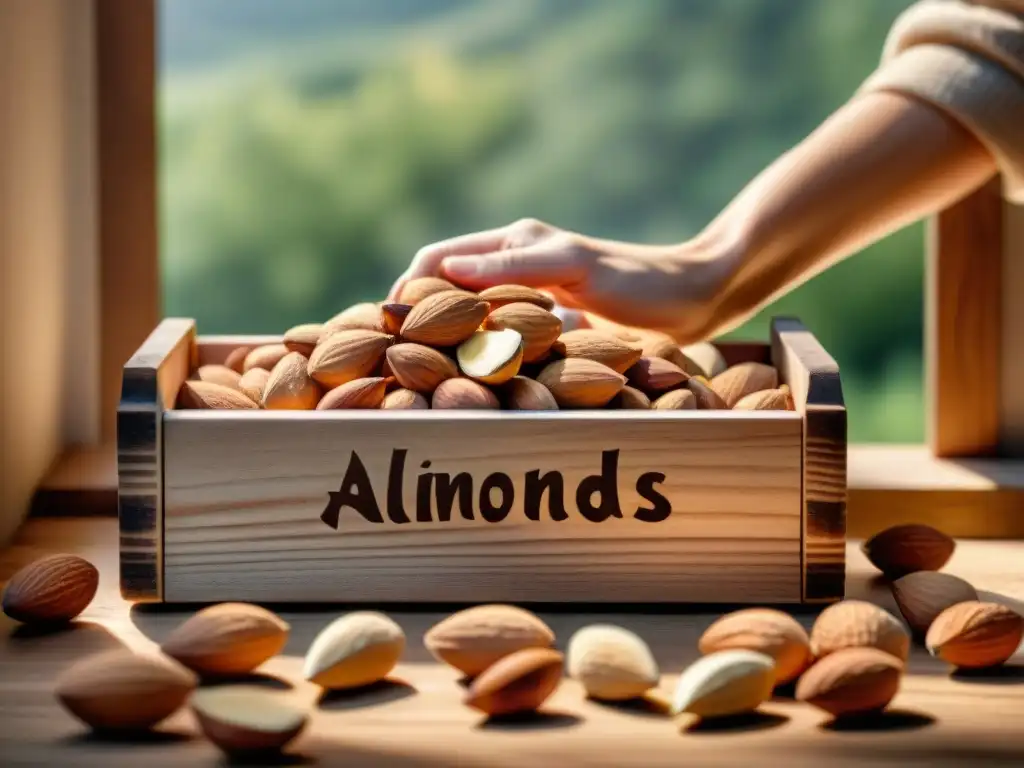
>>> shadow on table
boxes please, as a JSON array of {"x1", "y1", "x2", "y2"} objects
[
  {"x1": 4, "y1": 619, "x2": 125, "y2": 666},
  {"x1": 475, "y1": 710, "x2": 582, "y2": 731},
  {"x1": 60, "y1": 729, "x2": 195, "y2": 747},
  {"x1": 682, "y1": 711, "x2": 789, "y2": 735},
  {"x1": 951, "y1": 665, "x2": 1024, "y2": 685},
  {"x1": 820, "y1": 709, "x2": 936, "y2": 733},
  {"x1": 318, "y1": 679, "x2": 417, "y2": 711}
]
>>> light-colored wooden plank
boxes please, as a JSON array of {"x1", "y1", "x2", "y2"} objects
[
  {"x1": 2, "y1": 517, "x2": 1023, "y2": 768},
  {"x1": 162, "y1": 411, "x2": 804, "y2": 604},
  {"x1": 926, "y1": 178, "x2": 1003, "y2": 457},
  {"x1": 1000, "y1": 199, "x2": 1024, "y2": 454}
]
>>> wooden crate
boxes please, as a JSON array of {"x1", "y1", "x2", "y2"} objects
[{"x1": 117, "y1": 317, "x2": 846, "y2": 605}]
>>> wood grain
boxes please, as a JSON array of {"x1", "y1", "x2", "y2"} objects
[
  {"x1": 927, "y1": 178, "x2": 1003, "y2": 458},
  {"x1": 117, "y1": 319, "x2": 195, "y2": 601},
  {"x1": 771, "y1": 318, "x2": 847, "y2": 604},
  {"x1": 2, "y1": 517, "x2": 1023, "y2": 768},
  {"x1": 162, "y1": 411, "x2": 804, "y2": 604},
  {"x1": 1000, "y1": 199, "x2": 1024, "y2": 454}
]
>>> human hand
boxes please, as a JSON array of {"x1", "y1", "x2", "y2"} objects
[{"x1": 388, "y1": 218, "x2": 732, "y2": 342}]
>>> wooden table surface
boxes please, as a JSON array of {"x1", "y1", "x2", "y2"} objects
[{"x1": 1, "y1": 517, "x2": 1022, "y2": 767}]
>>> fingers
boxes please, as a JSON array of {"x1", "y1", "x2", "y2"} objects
[
  {"x1": 439, "y1": 243, "x2": 588, "y2": 290},
  {"x1": 388, "y1": 226, "x2": 512, "y2": 300}
]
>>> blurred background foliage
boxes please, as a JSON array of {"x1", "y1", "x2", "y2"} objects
[{"x1": 159, "y1": 0, "x2": 923, "y2": 442}]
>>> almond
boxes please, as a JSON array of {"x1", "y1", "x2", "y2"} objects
[
  {"x1": 710, "y1": 362, "x2": 779, "y2": 408},
  {"x1": 862, "y1": 524, "x2": 955, "y2": 579},
  {"x1": 424, "y1": 604, "x2": 556, "y2": 677},
  {"x1": 670, "y1": 649, "x2": 775, "y2": 718},
  {"x1": 640, "y1": 333, "x2": 704, "y2": 376},
  {"x1": 316, "y1": 377, "x2": 388, "y2": 410},
  {"x1": 464, "y1": 648, "x2": 564, "y2": 716},
  {"x1": 484, "y1": 302, "x2": 562, "y2": 362},
  {"x1": 263, "y1": 352, "x2": 321, "y2": 410},
  {"x1": 283, "y1": 323, "x2": 323, "y2": 357},
  {"x1": 611, "y1": 386, "x2": 651, "y2": 410},
  {"x1": 681, "y1": 342, "x2": 728, "y2": 378},
  {"x1": 178, "y1": 381, "x2": 259, "y2": 410},
  {"x1": 891, "y1": 572, "x2": 978, "y2": 638},
  {"x1": 734, "y1": 386, "x2": 793, "y2": 411},
  {"x1": 224, "y1": 346, "x2": 252, "y2": 374},
  {"x1": 431, "y1": 378, "x2": 500, "y2": 410},
  {"x1": 195, "y1": 364, "x2": 242, "y2": 391},
  {"x1": 795, "y1": 647, "x2": 903, "y2": 717},
  {"x1": 626, "y1": 357, "x2": 690, "y2": 393},
  {"x1": 810, "y1": 600, "x2": 910, "y2": 662},
  {"x1": 457, "y1": 329, "x2": 524, "y2": 385},
  {"x1": 478, "y1": 284, "x2": 556, "y2": 311},
  {"x1": 400, "y1": 290, "x2": 490, "y2": 346},
  {"x1": 536, "y1": 358, "x2": 626, "y2": 408},
  {"x1": 566, "y1": 624, "x2": 659, "y2": 701},
  {"x1": 686, "y1": 377, "x2": 729, "y2": 410},
  {"x1": 503, "y1": 376, "x2": 559, "y2": 411},
  {"x1": 925, "y1": 601, "x2": 1024, "y2": 668},
  {"x1": 190, "y1": 686, "x2": 308, "y2": 756},
  {"x1": 381, "y1": 388, "x2": 430, "y2": 410},
  {"x1": 321, "y1": 302, "x2": 385, "y2": 338},
  {"x1": 551, "y1": 330, "x2": 642, "y2": 374},
  {"x1": 308, "y1": 330, "x2": 392, "y2": 389},
  {"x1": 2, "y1": 554, "x2": 98, "y2": 624},
  {"x1": 652, "y1": 389, "x2": 697, "y2": 410},
  {"x1": 380, "y1": 303, "x2": 413, "y2": 336},
  {"x1": 398, "y1": 276, "x2": 457, "y2": 305},
  {"x1": 238, "y1": 368, "x2": 271, "y2": 404},
  {"x1": 303, "y1": 611, "x2": 405, "y2": 690},
  {"x1": 56, "y1": 648, "x2": 198, "y2": 731},
  {"x1": 386, "y1": 343, "x2": 458, "y2": 393},
  {"x1": 698, "y1": 609, "x2": 811, "y2": 685},
  {"x1": 243, "y1": 343, "x2": 291, "y2": 373},
  {"x1": 161, "y1": 603, "x2": 290, "y2": 677}
]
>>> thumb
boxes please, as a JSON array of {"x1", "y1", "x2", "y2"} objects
[{"x1": 440, "y1": 244, "x2": 586, "y2": 290}]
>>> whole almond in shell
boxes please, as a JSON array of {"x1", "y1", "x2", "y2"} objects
[
  {"x1": 283, "y1": 323, "x2": 323, "y2": 357},
  {"x1": 536, "y1": 358, "x2": 626, "y2": 408},
  {"x1": 671, "y1": 649, "x2": 775, "y2": 718},
  {"x1": 652, "y1": 389, "x2": 696, "y2": 410},
  {"x1": 734, "y1": 386, "x2": 792, "y2": 411},
  {"x1": 464, "y1": 647, "x2": 564, "y2": 716},
  {"x1": 710, "y1": 362, "x2": 778, "y2": 408},
  {"x1": 551, "y1": 329, "x2": 642, "y2": 374},
  {"x1": 380, "y1": 303, "x2": 413, "y2": 336},
  {"x1": 640, "y1": 333, "x2": 704, "y2": 376},
  {"x1": 400, "y1": 290, "x2": 490, "y2": 346},
  {"x1": 304, "y1": 611, "x2": 405, "y2": 690},
  {"x1": 243, "y1": 344, "x2": 291, "y2": 373},
  {"x1": 626, "y1": 356, "x2": 690, "y2": 393},
  {"x1": 56, "y1": 648, "x2": 198, "y2": 731},
  {"x1": 611, "y1": 386, "x2": 651, "y2": 409},
  {"x1": 567, "y1": 624, "x2": 659, "y2": 701},
  {"x1": 190, "y1": 686, "x2": 308, "y2": 756},
  {"x1": 398, "y1": 276, "x2": 457, "y2": 305},
  {"x1": 179, "y1": 381, "x2": 259, "y2": 410},
  {"x1": 424, "y1": 604, "x2": 556, "y2": 677},
  {"x1": 484, "y1": 302, "x2": 562, "y2": 362},
  {"x1": 224, "y1": 346, "x2": 251, "y2": 374},
  {"x1": 504, "y1": 376, "x2": 558, "y2": 410},
  {"x1": 381, "y1": 388, "x2": 429, "y2": 410},
  {"x1": 681, "y1": 341, "x2": 728, "y2": 378},
  {"x1": 321, "y1": 302, "x2": 385, "y2": 338},
  {"x1": 925, "y1": 601, "x2": 1024, "y2": 668},
  {"x1": 195, "y1": 364, "x2": 242, "y2": 391},
  {"x1": 386, "y1": 343, "x2": 458, "y2": 392},
  {"x1": 431, "y1": 378, "x2": 500, "y2": 410},
  {"x1": 308, "y1": 330, "x2": 392, "y2": 389},
  {"x1": 686, "y1": 376, "x2": 728, "y2": 409},
  {"x1": 795, "y1": 647, "x2": 903, "y2": 717},
  {"x1": 478, "y1": 284, "x2": 555, "y2": 311},
  {"x1": 862, "y1": 524, "x2": 955, "y2": 579},
  {"x1": 810, "y1": 600, "x2": 910, "y2": 662},
  {"x1": 891, "y1": 572, "x2": 978, "y2": 638},
  {"x1": 161, "y1": 603, "x2": 290, "y2": 676},
  {"x1": 2, "y1": 554, "x2": 98, "y2": 624},
  {"x1": 316, "y1": 377, "x2": 388, "y2": 410},
  {"x1": 238, "y1": 368, "x2": 271, "y2": 404},
  {"x1": 263, "y1": 352, "x2": 321, "y2": 410},
  {"x1": 698, "y1": 608, "x2": 811, "y2": 685}
]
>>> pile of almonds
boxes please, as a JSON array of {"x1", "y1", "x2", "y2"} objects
[
  {"x1": 178, "y1": 278, "x2": 792, "y2": 412},
  {"x1": 2, "y1": 522, "x2": 1021, "y2": 758}
]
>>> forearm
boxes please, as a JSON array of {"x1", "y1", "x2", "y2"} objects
[{"x1": 697, "y1": 91, "x2": 998, "y2": 338}]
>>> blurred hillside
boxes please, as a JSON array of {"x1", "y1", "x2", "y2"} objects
[{"x1": 158, "y1": 0, "x2": 924, "y2": 441}]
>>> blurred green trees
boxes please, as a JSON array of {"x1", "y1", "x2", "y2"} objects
[{"x1": 159, "y1": 0, "x2": 922, "y2": 442}]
